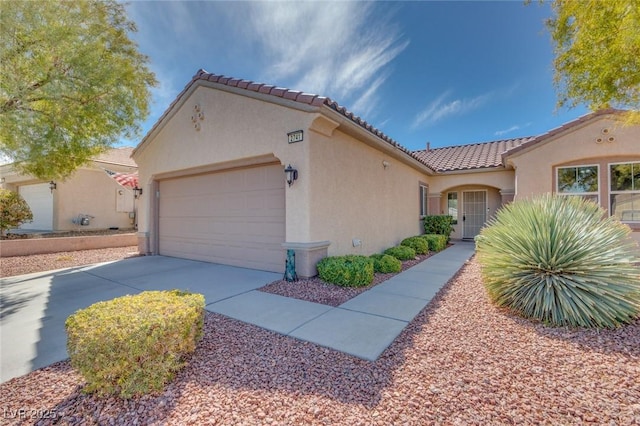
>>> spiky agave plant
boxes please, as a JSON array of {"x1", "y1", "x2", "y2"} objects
[{"x1": 476, "y1": 194, "x2": 640, "y2": 328}]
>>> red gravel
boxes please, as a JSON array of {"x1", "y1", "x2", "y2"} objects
[
  {"x1": 2, "y1": 259, "x2": 638, "y2": 425},
  {"x1": 0, "y1": 247, "x2": 140, "y2": 278},
  {"x1": 260, "y1": 253, "x2": 434, "y2": 306}
]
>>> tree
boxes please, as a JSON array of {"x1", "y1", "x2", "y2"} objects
[
  {"x1": 0, "y1": 0, "x2": 157, "y2": 180},
  {"x1": 0, "y1": 189, "x2": 33, "y2": 236},
  {"x1": 546, "y1": 0, "x2": 640, "y2": 122}
]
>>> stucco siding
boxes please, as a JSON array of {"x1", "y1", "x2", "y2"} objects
[
  {"x1": 307, "y1": 128, "x2": 428, "y2": 256},
  {"x1": 508, "y1": 117, "x2": 639, "y2": 199},
  {"x1": 133, "y1": 85, "x2": 316, "y2": 244},
  {"x1": 55, "y1": 168, "x2": 136, "y2": 231}
]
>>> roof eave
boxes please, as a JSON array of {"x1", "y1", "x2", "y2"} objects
[
  {"x1": 502, "y1": 108, "x2": 625, "y2": 161},
  {"x1": 320, "y1": 105, "x2": 436, "y2": 175}
]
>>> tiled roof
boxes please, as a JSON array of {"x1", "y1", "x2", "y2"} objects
[
  {"x1": 413, "y1": 137, "x2": 536, "y2": 172},
  {"x1": 136, "y1": 70, "x2": 415, "y2": 160},
  {"x1": 92, "y1": 147, "x2": 137, "y2": 167}
]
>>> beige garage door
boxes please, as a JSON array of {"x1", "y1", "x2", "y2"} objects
[{"x1": 158, "y1": 164, "x2": 285, "y2": 273}]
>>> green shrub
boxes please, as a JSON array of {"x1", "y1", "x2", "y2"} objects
[
  {"x1": 476, "y1": 194, "x2": 640, "y2": 328},
  {"x1": 421, "y1": 234, "x2": 447, "y2": 252},
  {"x1": 370, "y1": 253, "x2": 402, "y2": 273},
  {"x1": 423, "y1": 215, "x2": 453, "y2": 242},
  {"x1": 401, "y1": 236, "x2": 429, "y2": 255},
  {"x1": 384, "y1": 245, "x2": 417, "y2": 261},
  {"x1": 66, "y1": 290, "x2": 205, "y2": 398},
  {"x1": 0, "y1": 189, "x2": 33, "y2": 235},
  {"x1": 317, "y1": 255, "x2": 374, "y2": 287}
]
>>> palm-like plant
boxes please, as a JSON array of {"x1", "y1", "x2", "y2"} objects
[{"x1": 476, "y1": 194, "x2": 640, "y2": 328}]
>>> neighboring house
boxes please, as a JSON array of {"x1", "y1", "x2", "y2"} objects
[
  {"x1": 133, "y1": 70, "x2": 639, "y2": 277},
  {"x1": 0, "y1": 147, "x2": 139, "y2": 232}
]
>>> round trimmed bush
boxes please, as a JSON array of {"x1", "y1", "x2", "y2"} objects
[
  {"x1": 66, "y1": 290, "x2": 205, "y2": 398},
  {"x1": 420, "y1": 234, "x2": 447, "y2": 252},
  {"x1": 401, "y1": 236, "x2": 429, "y2": 255},
  {"x1": 370, "y1": 253, "x2": 402, "y2": 273},
  {"x1": 317, "y1": 255, "x2": 374, "y2": 287},
  {"x1": 384, "y1": 245, "x2": 416, "y2": 261},
  {"x1": 476, "y1": 194, "x2": 640, "y2": 328}
]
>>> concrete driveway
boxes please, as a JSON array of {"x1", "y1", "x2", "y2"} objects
[{"x1": 0, "y1": 256, "x2": 281, "y2": 383}]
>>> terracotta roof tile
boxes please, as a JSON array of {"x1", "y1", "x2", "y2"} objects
[
  {"x1": 413, "y1": 137, "x2": 535, "y2": 172},
  {"x1": 136, "y1": 69, "x2": 420, "y2": 168}
]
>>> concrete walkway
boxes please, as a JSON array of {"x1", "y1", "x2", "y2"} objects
[
  {"x1": 1, "y1": 241, "x2": 475, "y2": 383},
  {"x1": 208, "y1": 241, "x2": 476, "y2": 361}
]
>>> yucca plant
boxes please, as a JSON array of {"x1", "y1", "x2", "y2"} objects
[{"x1": 476, "y1": 194, "x2": 640, "y2": 328}]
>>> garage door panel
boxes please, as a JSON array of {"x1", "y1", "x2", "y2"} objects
[
  {"x1": 19, "y1": 183, "x2": 53, "y2": 230},
  {"x1": 159, "y1": 164, "x2": 286, "y2": 273}
]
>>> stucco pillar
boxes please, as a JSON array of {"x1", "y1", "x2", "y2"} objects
[
  {"x1": 282, "y1": 241, "x2": 331, "y2": 278},
  {"x1": 499, "y1": 189, "x2": 515, "y2": 206}
]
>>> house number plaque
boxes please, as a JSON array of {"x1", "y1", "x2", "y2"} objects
[{"x1": 287, "y1": 130, "x2": 304, "y2": 144}]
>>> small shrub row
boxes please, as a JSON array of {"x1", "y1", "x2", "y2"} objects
[
  {"x1": 400, "y1": 236, "x2": 429, "y2": 255},
  {"x1": 370, "y1": 253, "x2": 402, "y2": 273},
  {"x1": 421, "y1": 234, "x2": 447, "y2": 252},
  {"x1": 317, "y1": 255, "x2": 374, "y2": 287},
  {"x1": 66, "y1": 290, "x2": 205, "y2": 398},
  {"x1": 384, "y1": 245, "x2": 416, "y2": 261},
  {"x1": 316, "y1": 232, "x2": 450, "y2": 287}
]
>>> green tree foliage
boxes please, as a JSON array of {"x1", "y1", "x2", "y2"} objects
[
  {"x1": 0, "y1": 188, "x2": 33, "y2": 235},
  {"x1": 0, "y1": 0, "x2": 157, "y2": 180},
  {"x1": 547, "y1": 0, "x2": 640, "y2": 122}
]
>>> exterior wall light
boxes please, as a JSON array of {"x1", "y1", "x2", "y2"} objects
[
  {"x1": 133, "y1": 186, "x2": 143, "y2": 198},
  {"x1": 49, "y1": 181, "x2": 57, "y2": 193},
  {"x1": 284, "y1": 164, "x2": 298, "y2": 187}
]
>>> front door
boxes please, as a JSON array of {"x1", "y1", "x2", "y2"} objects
[{"x1": 462, "y1": 191, "x2": 487, "y2": 239}]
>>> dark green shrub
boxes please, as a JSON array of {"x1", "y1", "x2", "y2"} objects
[
  {"x1": 384, "y1": 245, "x2": 416, "y2": 261},
  {"x1": 370, "y1": 253, "x2": 402, "y2": 273},
  {"x1": 421, "y1": 234, "x2": 447, "y2": 252},
  {"x1": 423, "y1": 215, "x2": 453, "y2": 242},
  {"x1": 476, "y1": 194, "x2": 640, "y2": 328},
  {"x1": 0, "y1": 189, "x2": 33, "y2": 235},
  {"x1": 317, "y1": 255, "x2": 374, "y2": 287},
  {"x1": 401, "y1": 236, "x2": 429, "y2": 255},
  {"x1": 66, "y1": 290, "x2": 205, "y2": 398}
]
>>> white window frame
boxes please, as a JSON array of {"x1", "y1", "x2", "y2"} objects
[
  {"x1": 556, "y1": 164, "x2": 600, "y2": 203},
  {"x1": 419, "y1": 184, "x2": 428, "y2": 217},
  {"x1": 608, "y1": 161, "x2": 640, "y2": 223}
]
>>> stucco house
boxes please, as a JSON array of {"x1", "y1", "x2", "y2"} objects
[
  {"x1": 0, "y1": 147, "x2": 139, "y2": 232},
  {"x1": 133, "y1": 70, "x2": 639, "y2": 277}
]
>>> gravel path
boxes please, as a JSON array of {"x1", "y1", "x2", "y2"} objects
[
  {"x1": 0, "y1": 247, "x2": 140, "y2": 278},
  {"x1": 2, "y1": 258, "x2": 638, "y2": 425}
]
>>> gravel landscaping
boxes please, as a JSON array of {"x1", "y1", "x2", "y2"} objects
[
  {"x1": 260, "y1": 253, "x2": 434, "y2": 306},
  {"x1": 2, "y1": 258, "x2": 639, "y2": 425},
  {"x1": 0, "y1": 246, "x2": 140, "y2": 278}
]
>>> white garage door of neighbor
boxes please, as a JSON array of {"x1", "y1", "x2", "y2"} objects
[
  {"x1": 19, "y1": 183, "x2": 54, "y2": 231},
  {"x1": 159, "y1": 164, "x2": 286, "y2": 273}
]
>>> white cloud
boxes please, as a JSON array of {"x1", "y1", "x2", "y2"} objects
[
  {"x1": 412, "y1": 90, "x2": 493, "y2": 129},
  {"x1": 494, "y1": 122, "x2": 532, "y2": 137},
  {"x1": 238, "y1": 2, "x2": 408, "y2": 117},
  {"x1": 494, "y1": 125, "x2": 520, "y2": 136}
]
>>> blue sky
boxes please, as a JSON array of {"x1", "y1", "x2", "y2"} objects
[{"x1": 124, "y1": 0, "x2": 590, "y2": 151}]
